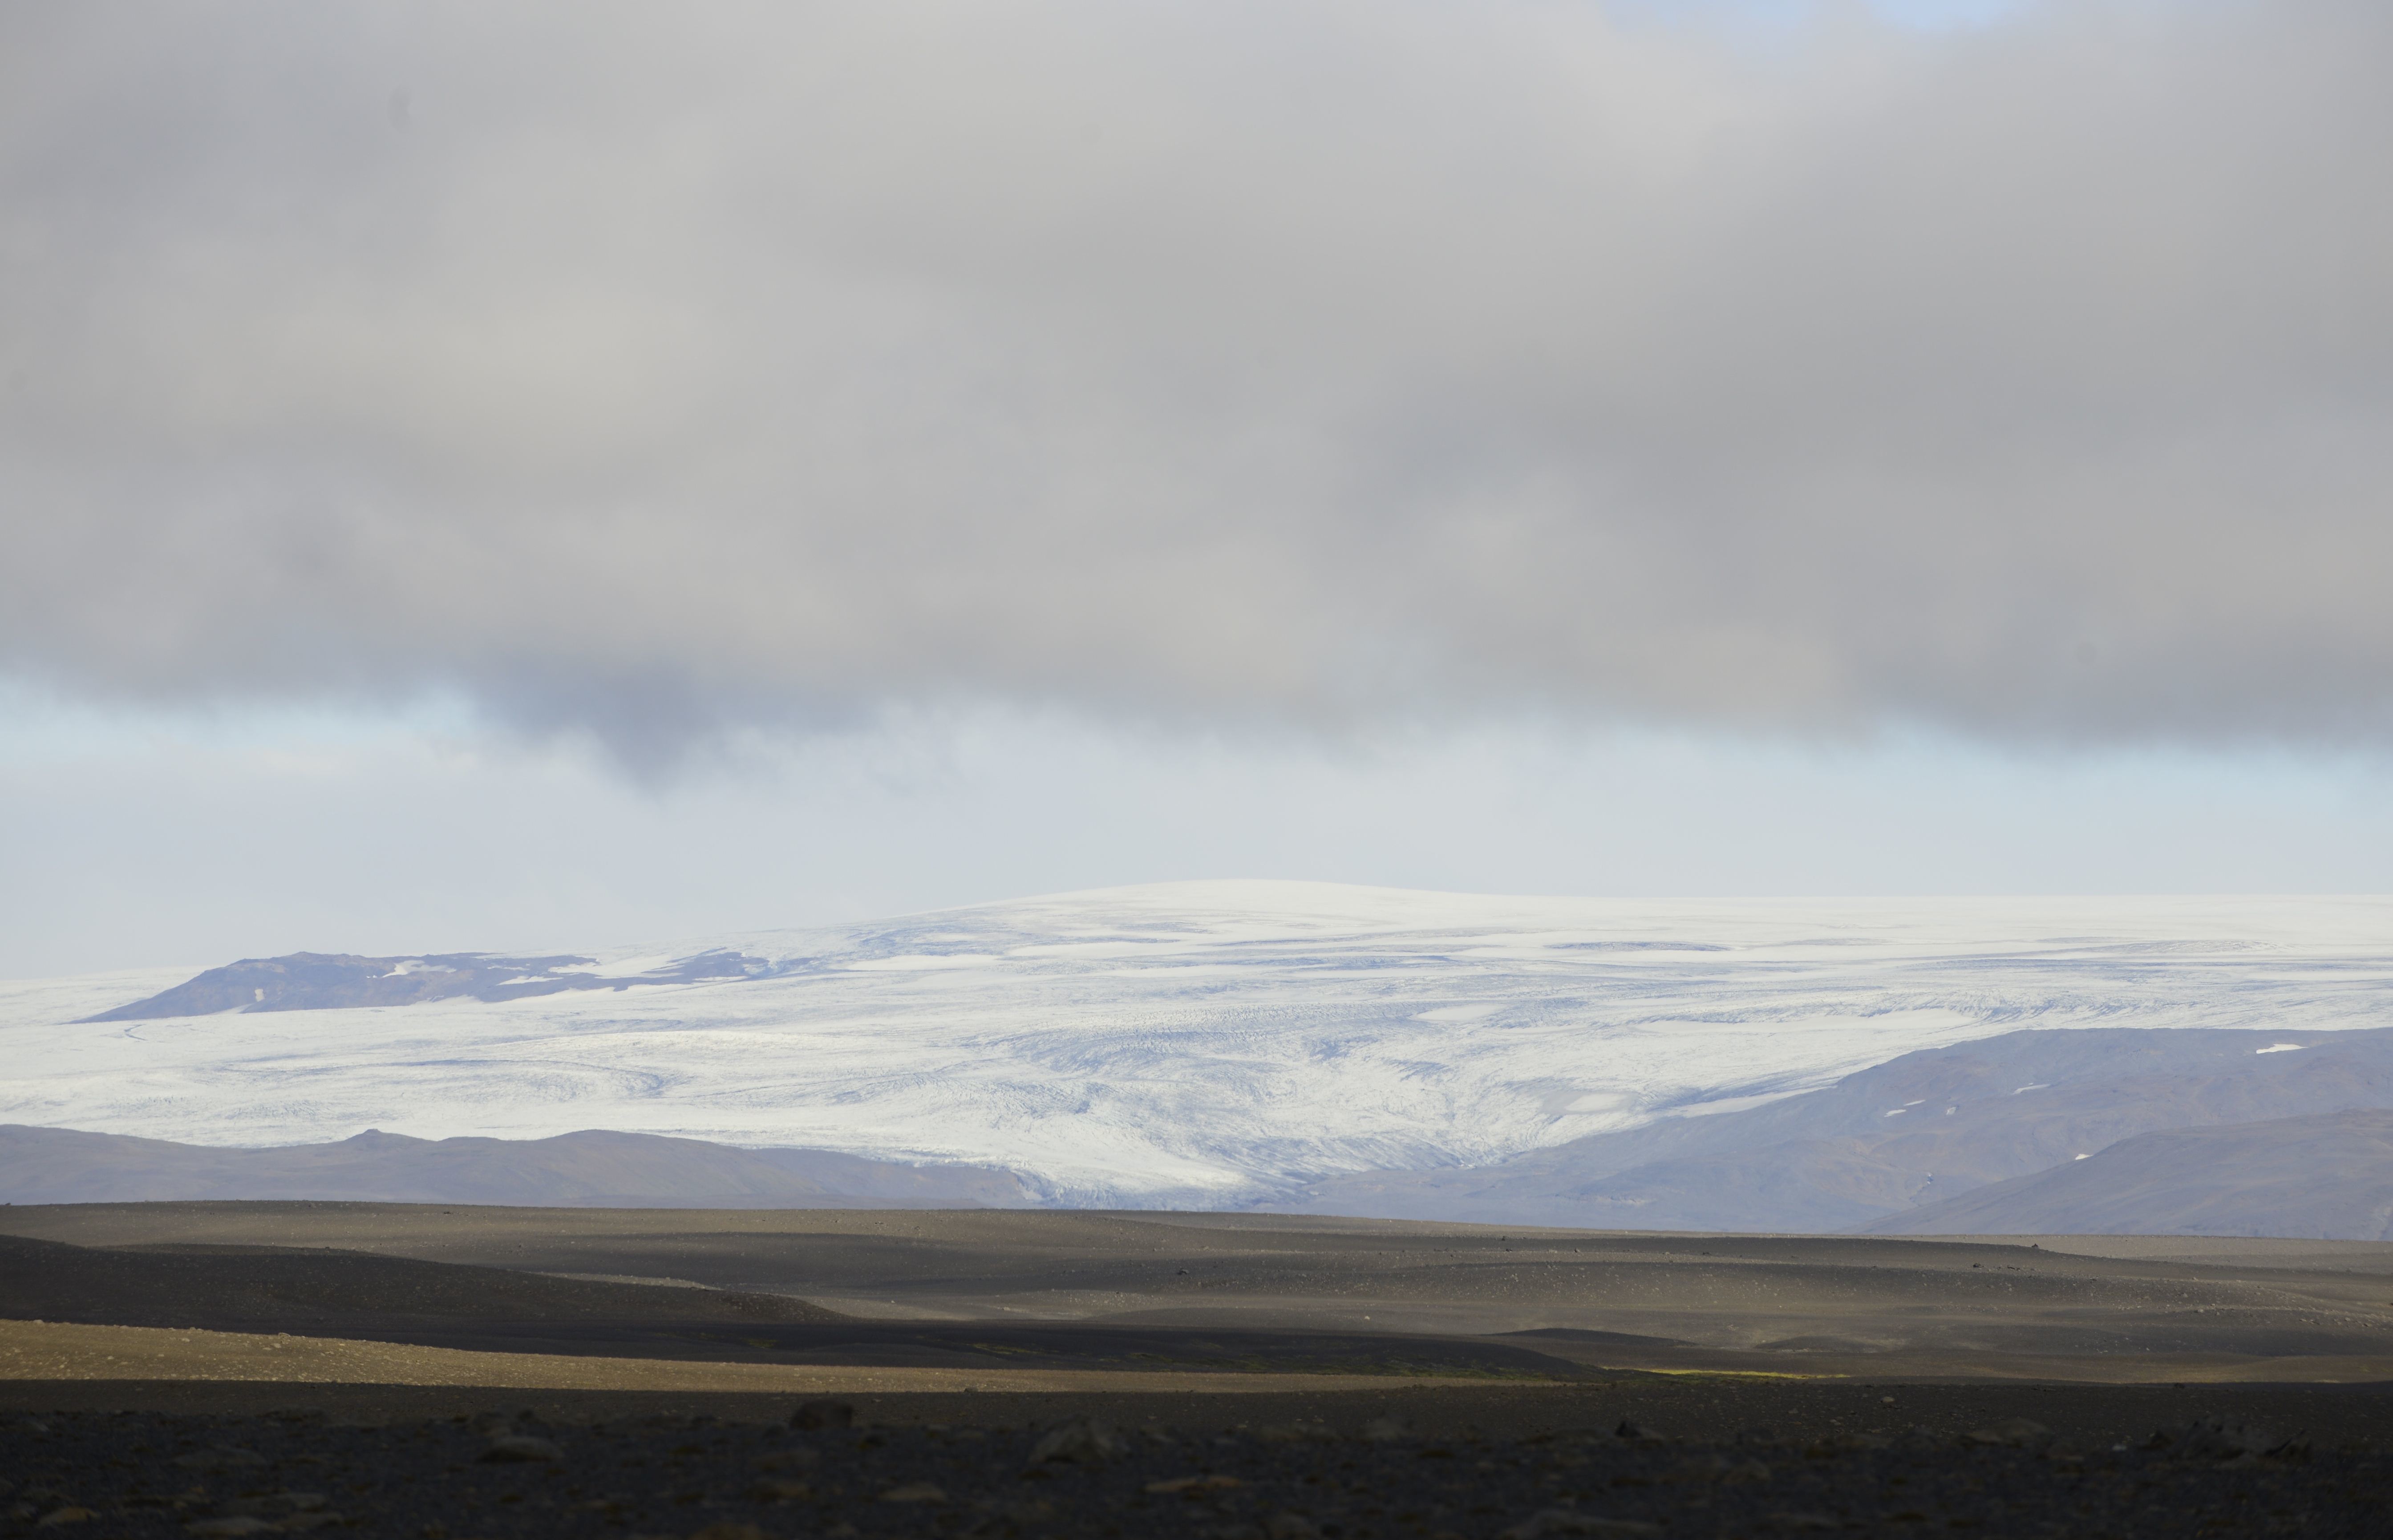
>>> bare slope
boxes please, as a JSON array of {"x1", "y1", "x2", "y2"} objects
[
  {"x1": 0, "y1": 1125, "x2": 1035, "y2": 1208},
  {"x1": 1869, "y1": 1109, "x2": 2393, "y2": 1240},
  {"x1": 0, "y1": 1227, "x2": 1593, "y2": 1381},
  {"x1": 1280, "y1": 1026, "x2": 2393, "y2": 1232}
]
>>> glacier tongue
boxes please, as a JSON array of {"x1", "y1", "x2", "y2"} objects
[{"x1": 6, "y1": 881, "x2": 2393, "y2": 1205}]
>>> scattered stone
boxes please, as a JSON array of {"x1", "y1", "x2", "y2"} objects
[
  {"x1": 219, "y1": 1492, "x2": 327, "y2": 1519},
  {"x1": 479, "y1": 1435, "x2": 564, "y2": 1463},
  {"x1": 1148, "y1": 1474, "x2": 1246, "y2": 1495},
  {"x1": 1028, "y1": 1418, "x2": 1126, "y2": 1463},
  {"x1": 173, "y1": 1449, "x2": 267, "y2": 1471},
  {"x1": 1360, "y1": 1415, "x2": 1413, "y2": 1442},
  {"x1": 1964, "y1": 1419, "x2": 2050, "y2": 1449},
  {"x1": 791, "y1": 1399, "x2": 854, "y2": 1430},
  {"x1": 1255, "y1": 1423, "x2": 1339, "y2": 1443},
  {"x1": 2162, "y1": 1416, "x2": 2308, "y2": 1465},
  {"x1": 1502, "y1": 1511, "x2": 1665, "y2": 1538},
  {"x1": 4, "y1": 1399, "x2": 2386, "y2": 1540},
  {"x1": 1669, "y1": 1452, "x2": 1769, "y2": 1483},
  {"x1": 749, "y1": 1478, "x2": 812, "y2": 1501},
  {"x1": 1613, "y1": 1420, "x2": 1665, "y2": 1445}
]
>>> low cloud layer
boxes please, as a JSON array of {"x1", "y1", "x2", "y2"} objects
[{"x1": 4, "y1": 1, "x2": 2389, "y2": 765}]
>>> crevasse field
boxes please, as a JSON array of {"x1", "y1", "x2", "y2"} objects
[{"x1": 4, "y1": 882, "x2": 2391, "y2": 1205}]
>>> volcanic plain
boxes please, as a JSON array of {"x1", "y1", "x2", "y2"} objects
[{"x1": 6, "y1": 1205, "x2": 2393, "y2": 1536}]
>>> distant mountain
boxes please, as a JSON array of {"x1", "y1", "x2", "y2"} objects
[
  {"x1": 1863, "y1": 1109, "x2": 2393, "y2": 1240},
  {"x1": 0, "y1": 1125, "x2": 1037, "y2": 1208},
  {"x1": 81, "y1": 949, "x2": 769, "y2": 1020},
  {"x1": 1273, "y1": 1026, "x2": 2393, "y2": 1232},
  {"x1": 15, "y1": 1025, "x2": 2393, "y2": 1233},
  {"x1": 12, "y1": 885, "x2": 2393, "y2": 1205}
]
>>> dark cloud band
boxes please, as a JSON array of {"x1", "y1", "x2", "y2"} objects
[{"x1": 4, "y1": 1, "x2": 2389, "y2": 765}]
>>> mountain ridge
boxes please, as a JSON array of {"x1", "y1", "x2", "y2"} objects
[
  {"x1": 1271, "y1": 1025, "x2": 2393, "y2": 1234},
  {"x1": 1863, "y1": 1109, "x2": 2393, "y2": 1240},
  {"x1": 0, "y1": 1125, "x2": 1037, "y2": 1209},
  {"x1": 11, "y1": 885, "x2": 2393, "y2": 1205}
]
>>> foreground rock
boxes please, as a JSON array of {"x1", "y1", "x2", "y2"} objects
[{"x1": 1, "y1": 1403, "x2": 2383, "y2": 1538}]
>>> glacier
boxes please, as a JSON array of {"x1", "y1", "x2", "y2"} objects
[{"x1": 4, "y1": 881, "x2": 2391, "y2": 1206}]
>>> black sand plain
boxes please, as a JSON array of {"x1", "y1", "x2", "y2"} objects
[{"x1": 5, "y1": 1204, "x2": 2392, "y2": 1535}]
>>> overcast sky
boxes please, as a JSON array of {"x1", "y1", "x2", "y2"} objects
[{"x1": 4, "y1": 0, "x2": 2390, "y2": 975}]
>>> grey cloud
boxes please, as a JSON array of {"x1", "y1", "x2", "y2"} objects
[{"x1": 3, "y1": 0, "x2": 2389, "y2": 766}]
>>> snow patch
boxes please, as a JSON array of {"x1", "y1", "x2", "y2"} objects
[
  {"x1": 379, "y1": 959, "x2": 456, "y2": 978},
  {"x1": 1665, "y1": 1088, "x2": 1812, "y2": 1120}
]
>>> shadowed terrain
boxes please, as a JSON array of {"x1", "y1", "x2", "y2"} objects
[
  {"x1": 0, "y1": 1233, "x2": 846, "y2": 1331},
  {"x1": 0, "y1": 1233, "x2": 1584, "y2": 1381},
  {"x1": 9, "y1": 1201, "x2": 2393, "y2": 1538},
  {"x1": 7, "y1": 1204, "x2": 2393, "y2": 1386}
]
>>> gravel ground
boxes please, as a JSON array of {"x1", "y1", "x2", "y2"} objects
[{"x1": 3, "y1": 1402, "x2": 2382, "y2": 1539}]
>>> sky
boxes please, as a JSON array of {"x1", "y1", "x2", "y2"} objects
[{"x1": 4, "y1": 0, "x2": 2390, "y2": 976}]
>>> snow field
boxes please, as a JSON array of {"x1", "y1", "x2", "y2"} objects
[{"x1": 4, "y1": 882, "x2": 2391, "y2": 1204}]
